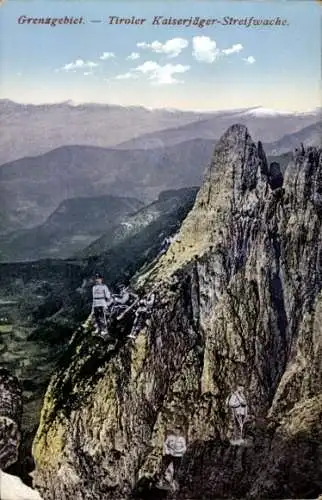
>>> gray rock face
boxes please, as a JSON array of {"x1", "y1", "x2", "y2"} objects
[
  {"x1": 0, "y1": 369, "x2": 23, "y2": 470},
  {"x1": 32, "y1": 125, "x2": 322, "y2": 499}
]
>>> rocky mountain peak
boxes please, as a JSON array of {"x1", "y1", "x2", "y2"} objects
[
  {"x1": 202, "y1": 123, "x2": 265, "y2": 196},
  {"x1": 31, "y1": 128, "x2": 322, "y2": 500},
  {"x1": 141, "y1": 124, "x2": 269, "y2": 284}
]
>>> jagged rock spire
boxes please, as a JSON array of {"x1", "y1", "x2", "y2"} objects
[
  {"x1": 147, "y1": 124, "x2": 269, "y2": 282},
  {"x1": 199, "y1": 123, "x2": 267, "y2": 207}
]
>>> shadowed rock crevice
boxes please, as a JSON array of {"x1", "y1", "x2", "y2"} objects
[{"x1": 268, "y1": 162, "x2": 284, "y2": 190}]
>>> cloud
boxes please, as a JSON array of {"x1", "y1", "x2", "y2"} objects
[
  {"x1": 192, "y1": 36, "x2": 220, "y2": 63},
  {"x1": 99, "y1": 52, "x2": 115, "y2": 60},
  {"x1": 133, "y1": 60, "x2": 190, "y2": 85},
  {"x1": 137, "y1": 38, "x2": 188, "y2": 58},
  {"x1": 115, "y1": 61, "x2": 190, "y2": 85},
  {"x1": 59, "y1": 59, "x2": 98, "y2": 72},
  {"x1": 84, "y1": 71, "x2": 93, "y2": 76},
  {"x1": 243, "y1": 56, "x2": 256, "y2": 64},
  {"x1": 115, "y1": 72, "x2": 138, "y2": 80},
  {"x1": 127, "y1": 52, "x2": 140, "y2": 60},
  {"x1": 222, "y1": 43, "x2": 243, "y2": 55}
]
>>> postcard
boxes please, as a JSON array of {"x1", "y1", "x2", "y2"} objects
[{"x1": 0, "y1": 1, "x2": 321, "y2": 499}]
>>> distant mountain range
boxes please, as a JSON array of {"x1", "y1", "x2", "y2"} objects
[
  {"x1": 0, "y1": 99, "x2": 206, "y2": 164},
  {"x1": 1, "y1": 118, "x2": 319, "y2": 235},
  {"x1": 0, "y1": 195, "x2": 143, "y2": 262},
  {"x1": 0, "y1": 99, "x2": 320, "y2": 262},
  {"x1": 0, "y1": 186, "x2": 200, "y2": 263},
  {"x1": 0, "y1": 99, "x2": 320, "y2": 164},
  {"x1": 0, "y1": 148, "x2": 293, "y2": 263},
  {"x1": 0, "y1": 187, "x2": 199, "y2": 262},
  {"x1": 115, "y1": 113, "x2": 321, "y2": 151},
  {"x1": 264, "y1": 121, "x2": 322, "y2": 155},
  {"x1": 77, "y1": 187, "x2": 199, "y2": 259},
  {"x1": 0, "y1": 140, "x2": 213, "y2": 232}
]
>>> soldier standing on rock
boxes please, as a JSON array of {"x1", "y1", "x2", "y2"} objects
[
  {"x1": 91, "y1": 273, "x2": 113, "y2": 337},
  {"x1": 226, "y1": 385, "x2": 248, "y2": 442}
]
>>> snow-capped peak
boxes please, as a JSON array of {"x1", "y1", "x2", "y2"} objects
[
  {"x1": 240, "y1": 106, "x2": 321, "y2": 117},
  {"x1": 242, "y1": 107, "x2": 294, "y2": 117}
]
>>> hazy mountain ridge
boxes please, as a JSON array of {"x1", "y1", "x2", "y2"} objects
[
  {"x1": 0, "y1": 146, "x2": 292, "y2": 262},
  {"x1": 1, "y1": 99, "x2": 320, "y2": 164},
  {"x1": 0, "y1": 141, "x2": 211, "y2": 233},
  {"x1": 0, "y1": 195, "x2": 143, "y2": 261},
  {"x1": 1, "y1": 98, "x2": 319, "y2": 236},
  {"x1": 0, "y1": 130, "x2": 305, "y2": 237},
  {"x1": 265, "y1": 120, "x2": 322, "y2": 154},
  {"x1": 115, "y1": 115, "x2": 322, "y2": 151},
  {"x1": 0, "y1": 99, "x2": 206, "y2": 165},
  {"x1": 78, "y1": 187, "x2": 199, "y2": 259}
]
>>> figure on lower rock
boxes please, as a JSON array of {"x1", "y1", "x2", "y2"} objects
[
  {"x1": 226, "y1": 385, "x2": 248, "y2": 444},
  {"x1": 158, "y1": 426, "x2": 187, "y2": 490}
]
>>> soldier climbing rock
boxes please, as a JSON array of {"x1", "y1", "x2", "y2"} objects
[
  {"x1": 113, "y1": 284, "x2": 138, "y2": 317},
  {"x1": 127, "y1": 291, "x2": 155, "y2": 339}
]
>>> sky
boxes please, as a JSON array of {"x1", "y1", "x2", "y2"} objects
[{"x1": 0, "y1": 0, "x2": 321, "y2": 111}]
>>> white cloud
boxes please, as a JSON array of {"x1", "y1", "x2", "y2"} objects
[
  {"x1": 84, "y1": 72, "x2": 93, "y2": 76},
  {"x1": 136, "y1": 38, "x2": 188, "y2": 58},
  {"x1": 115, "y1": 72, "x2": 138, "y2": 80},
  {"x1": 192, "y1": 36, "x2": 220, "y2": 63},
  {"x1": 127, "y1": 52, "x2": 140, "y2": 60},
  {"x1": 243, "y1": 56, "x2": 256, "y2": 64},
  {"x1": 99, "y1": 52, "x2": 115, "y2": 60},
  {"x1": 133, "y1": 60, "x2": 190, "y2": 85},
  {"x1": 222, "y1": 43, "x2": 243, "y2": 55},
  {"x1": 59, "y1": 59, "x2": 98, "y2": 71}
]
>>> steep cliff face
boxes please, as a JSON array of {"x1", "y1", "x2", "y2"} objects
[
  {"x1": 32, "y1": 125, "x2": 322, "y2": 499},
  {"x1": 0, "y1": 369, "x2": 44, "y2": 499},
  {"x1": 0, "y1": 369, "x2": 23, "y2": 470}
]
